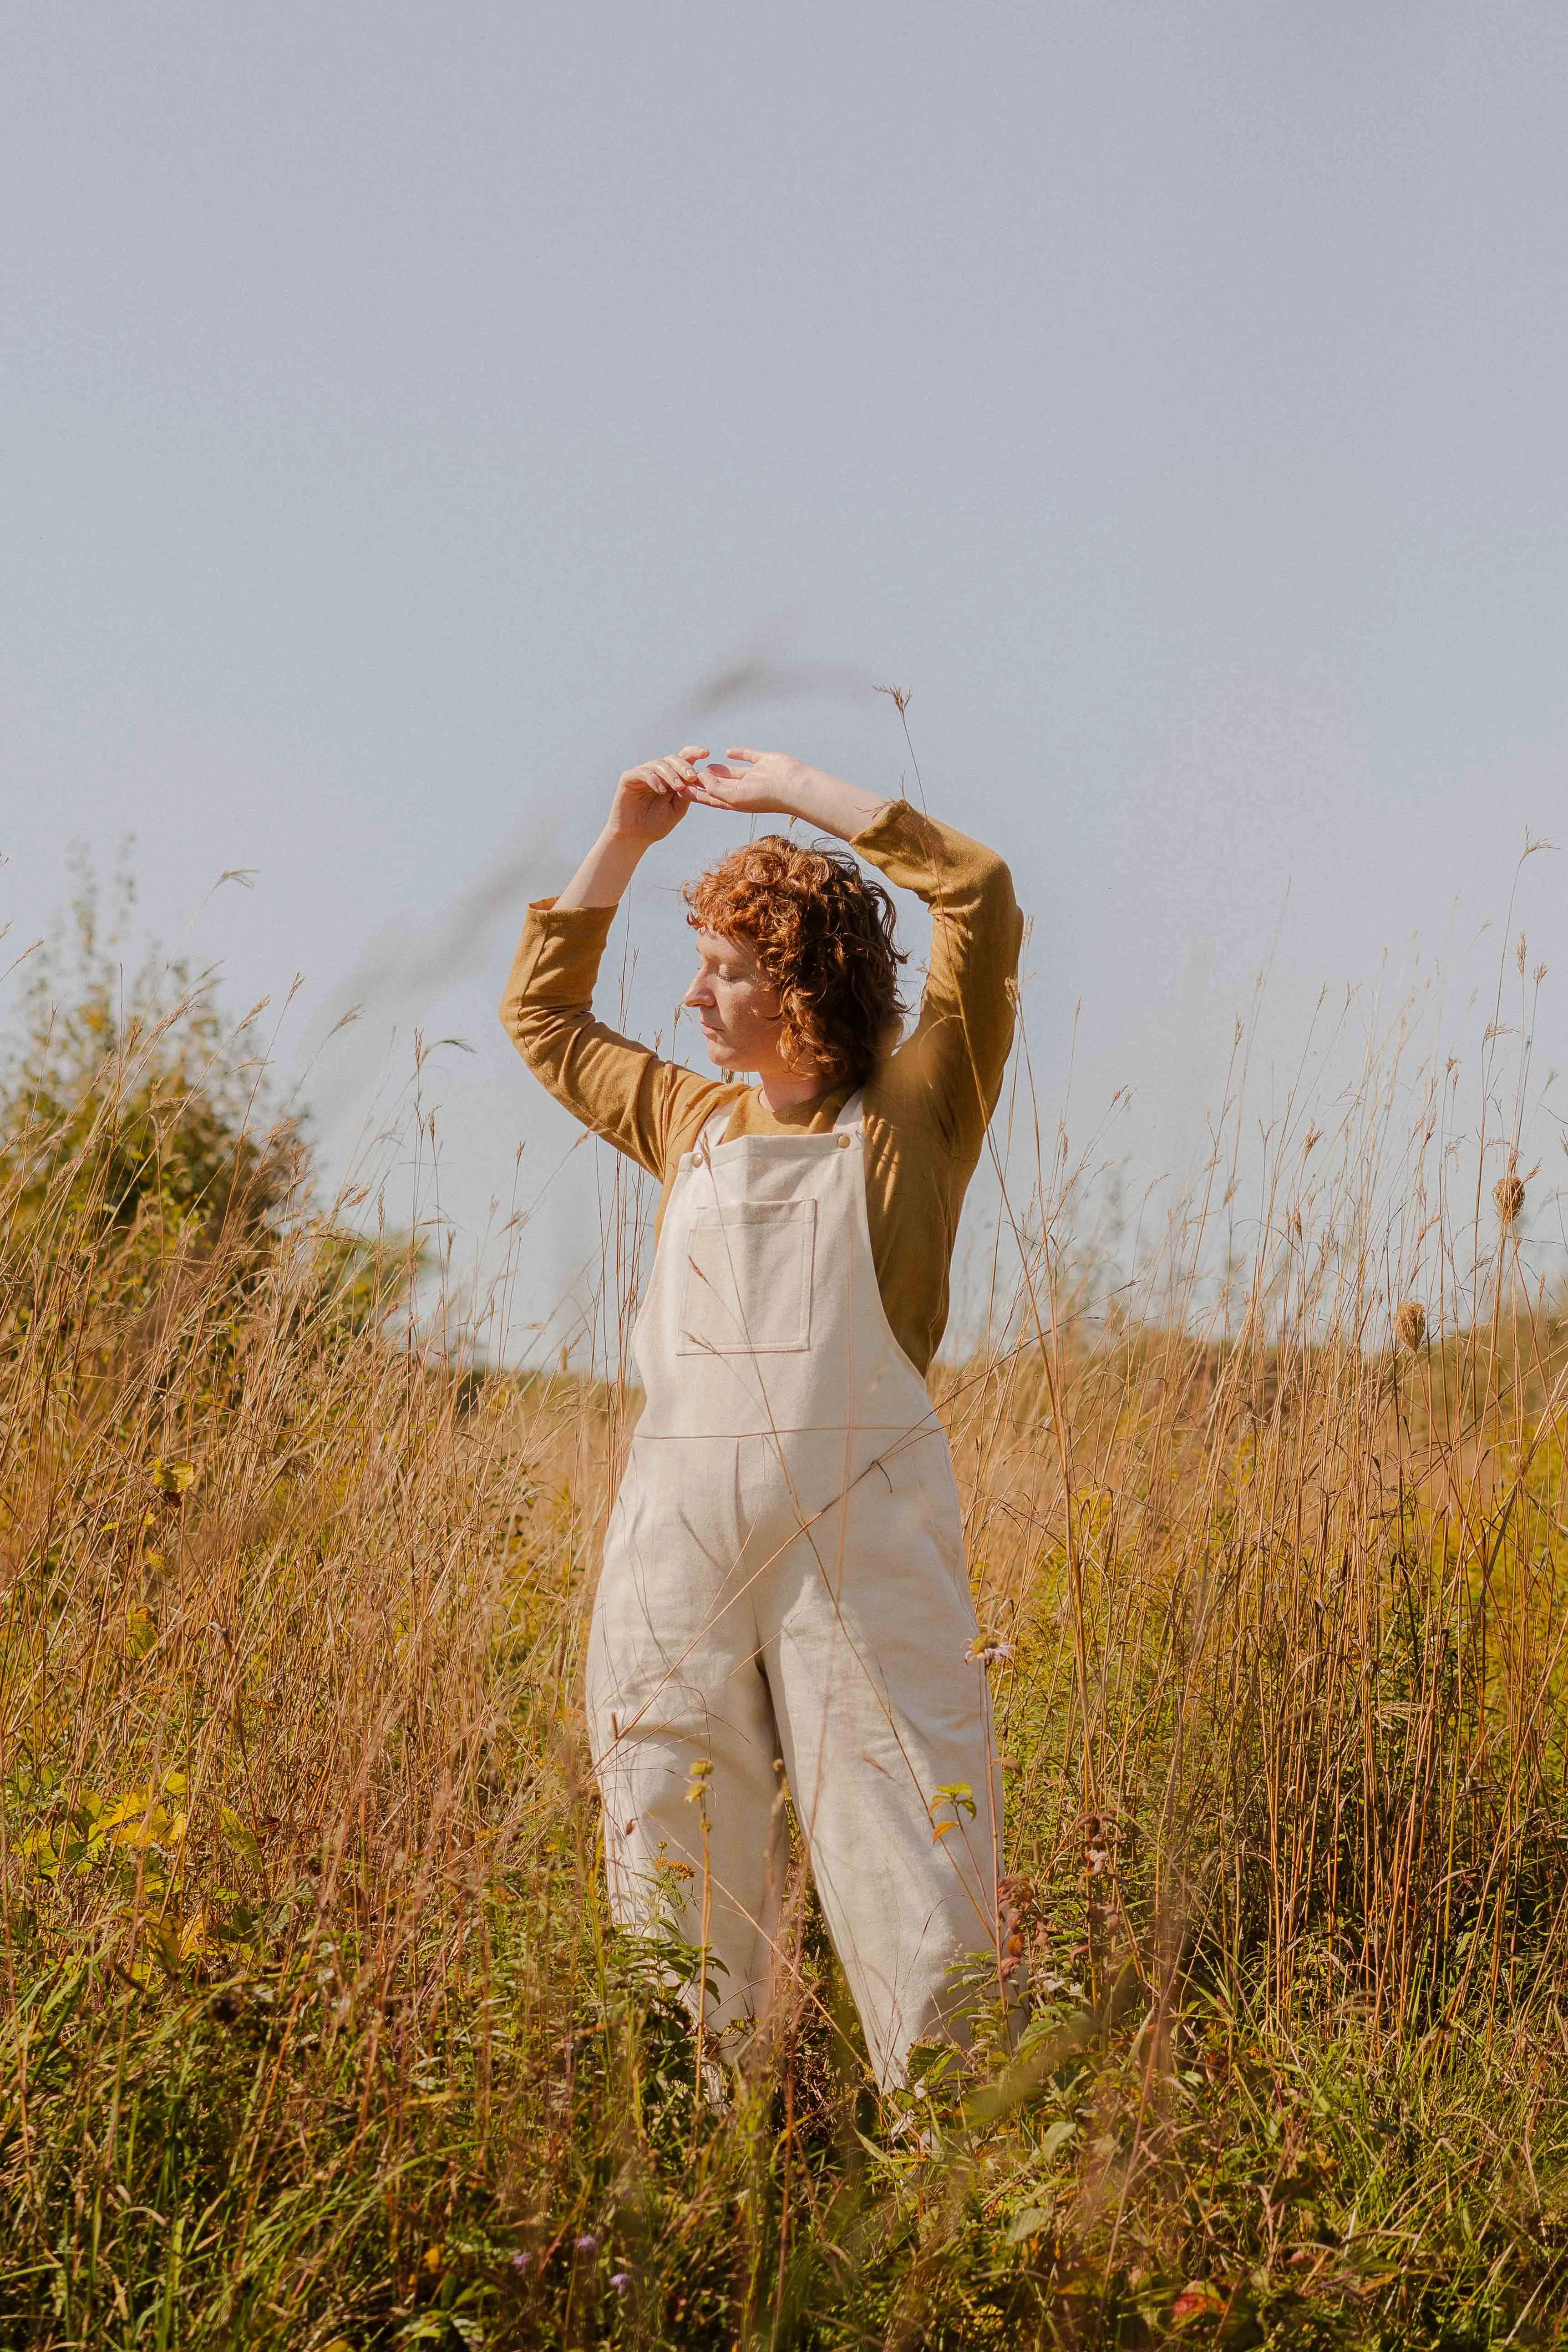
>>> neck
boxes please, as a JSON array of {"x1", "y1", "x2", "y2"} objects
[{"x1": 756, "y1": 1063, "x2": 832, "y2": 1114}]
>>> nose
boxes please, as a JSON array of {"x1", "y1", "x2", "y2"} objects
[{"x1": 684, "y1": 968, "x2": 716, "y2": 1011}]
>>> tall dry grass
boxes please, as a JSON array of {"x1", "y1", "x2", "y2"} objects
[{"x1": 4, "y1": 895, "x2": 1568, "y2": 2347}]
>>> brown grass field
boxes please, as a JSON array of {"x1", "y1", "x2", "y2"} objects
[{"x1": 4, "y1": 891, "x2": 1568, "y2": 2347}]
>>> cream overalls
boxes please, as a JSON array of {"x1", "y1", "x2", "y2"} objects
[{"x1": 587, "y1": 1092, "x2": 1004, "y2": 2088}]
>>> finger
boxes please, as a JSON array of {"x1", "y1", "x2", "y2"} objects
[
  {"x1": 702, "y1": 762, "x2": 745, "y2": 780},
  {"x1": 679, "y1": 744, "x2": 709, "y2": 763},
  {"x1": 653, "y1": 759, "x2": 689, "y2": 791},
  {"x1": 724, "y1": 747, "x2": 762, "y2": 763}
]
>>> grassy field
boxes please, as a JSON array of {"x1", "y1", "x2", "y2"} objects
[{"x1": 5, "y1": 902, "x2": 1568, "y2": 2348}]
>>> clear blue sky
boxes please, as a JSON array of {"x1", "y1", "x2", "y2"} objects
[{"x1": 4, "y1": 4, "x2": 1566, "y2": 1340}]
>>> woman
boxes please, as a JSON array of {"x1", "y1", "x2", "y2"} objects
[{"x1": 501, "y1": 744, "x2": 1022, "y2": 2088}]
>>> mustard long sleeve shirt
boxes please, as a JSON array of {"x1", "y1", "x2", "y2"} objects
[{"x1": 499, "y1": 801, "x2": 1023, "y2": 1375}]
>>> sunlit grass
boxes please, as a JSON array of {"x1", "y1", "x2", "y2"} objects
[{"x1": 5, "y1": 888, "x2": 1568, "y2": 2347}]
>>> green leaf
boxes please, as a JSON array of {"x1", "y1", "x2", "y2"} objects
[
  {"x1": 1006, "y1": 2205, "x2": 1051, "y2": 2244},
  {"x1": 220, "y1": 1806, "x2": 263, "y2": 1867}
]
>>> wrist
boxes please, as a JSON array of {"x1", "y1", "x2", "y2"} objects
[
  {"x1": 769, "y1": 757, "x2": 815, "y2": 817},
  {"x1": 775, "y1": 765, "x2": 887, "y2": 837}
]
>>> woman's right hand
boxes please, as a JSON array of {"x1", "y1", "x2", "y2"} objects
[{"x1": 605, "y1": 745, "x2": 709, "y2": 844}]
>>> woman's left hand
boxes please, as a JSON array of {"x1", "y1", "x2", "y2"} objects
[
  {"x1": 685, "y1": 748, "x2": 807, "y2": 817},
  {"x1": 687, "y1": 750, "x2": 892, "y2": 845}
]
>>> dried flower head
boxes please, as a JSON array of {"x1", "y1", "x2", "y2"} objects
[
  {"x1": 966, "y1": 1633, "x2": 1016, "y2": 1667},
  {"x1": 1395, "y1": 1300, "x2": 1426, "y2": 1351},
  {"x1": 1494, "y1": 1169, "x2": 1526, "y2": 1225}
]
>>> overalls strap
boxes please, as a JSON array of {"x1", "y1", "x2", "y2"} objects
[
  {"x1": 693, "y1": 1089, "x2": 864, "y2": 1164},
  {"x1": 693, "y1": 1104, "x2": 732, "y2": 1161}
]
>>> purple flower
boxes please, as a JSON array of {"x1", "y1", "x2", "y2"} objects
[
  {"x1": 610, "y1": 2271, "x2": 632, "y2": 2295},
  {"x1": 575, "y1": 2233, "x2": 599, "y2": 2256},
  {"x1": 511, "y1": 2250, "x2": 532, "y2": 2273}
]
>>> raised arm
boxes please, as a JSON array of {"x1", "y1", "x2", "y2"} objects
[
  {"x1": 553, "y1": 744, "x2": 710, "y2": 907},
  {"x1": 499, "y1": 747, "x2": 728, "y2": 1175},
  {"x1": 857, "y1": 802, "x2": 1022, "y2": 1157}
]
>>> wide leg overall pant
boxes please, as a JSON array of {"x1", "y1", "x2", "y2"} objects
[{"x1": 587, "y1": 1097, "x2": 1004, "y2": 2088}]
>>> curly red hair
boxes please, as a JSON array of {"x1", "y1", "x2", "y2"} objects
[{"x1": 684, "y1": 835, "x2": 907, "y2": 1088}]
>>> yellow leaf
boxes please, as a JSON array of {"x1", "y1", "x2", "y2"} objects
[
  {"x1": 422, "y1": 2242, "x2": 444, "y2": 2272},
  {"x1": 161, "y1": 1770, "x2": 188, "y2": 1795},
  {"x1": 152, "y1": 1458, "x2": 198, "y2": 1497},
  {"x1": 101, "y1": 1787, "x2": 151, "y2": 1833},
  {"x1": 126, "y1": 1606, "x2": 157, "y2": 1659},
  {"x1": 113, "y1": 1799, "x2": 173, "y2": 1850}
]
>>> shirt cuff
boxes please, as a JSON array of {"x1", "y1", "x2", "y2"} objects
[
  {"x1": 523, "y1": 897, "x2": 617, "y2": 941},
  {"x1": 849, "y1": 797, "x2": 920, "y2": 856},
  {"x1": 507, "y1": 899, "x2": 616, "y2": 1006}
]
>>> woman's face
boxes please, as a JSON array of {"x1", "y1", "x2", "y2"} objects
[{"x1": 683, "y1": 929, "x2": 794, "y2": 1079}]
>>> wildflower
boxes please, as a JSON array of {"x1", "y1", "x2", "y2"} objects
[
  {"x1": 610, "y1": 2271, "x2": 632, "y2": 2294},
  {"x1": 966, "y1": 1633, "x2": 1015, "y2": 1666},
  {"x1": 511, "y1": 2251, "x2": 532, "y2": 2274},
  {"x1": 575, "y1": 2233, "x2": 599, "y2": 2256}
]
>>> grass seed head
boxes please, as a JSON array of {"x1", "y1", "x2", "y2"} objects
[
  {"x1": 1395, "y1": 1300, "x2": 1427, "y2": 1351},
  {"x1": 1494, "y1": 1170, "x2": 1526, "y2": 1224}
]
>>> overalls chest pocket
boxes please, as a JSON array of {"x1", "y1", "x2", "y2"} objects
[{"x1": 678, "y1": 1198, "x2": 817, "y2": 1356}]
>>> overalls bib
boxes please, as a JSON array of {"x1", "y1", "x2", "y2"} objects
[{"x1": 587, "y1": 1094, "x2": 1004, "y2": 2088}]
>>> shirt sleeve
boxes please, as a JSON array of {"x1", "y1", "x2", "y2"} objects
[
  {"x1": 498, "y1": 900, "x2": 731, "y2": 1179},
  {"x1": 852, "y1": 801, "x2": 1024, "y2": 1157}
]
